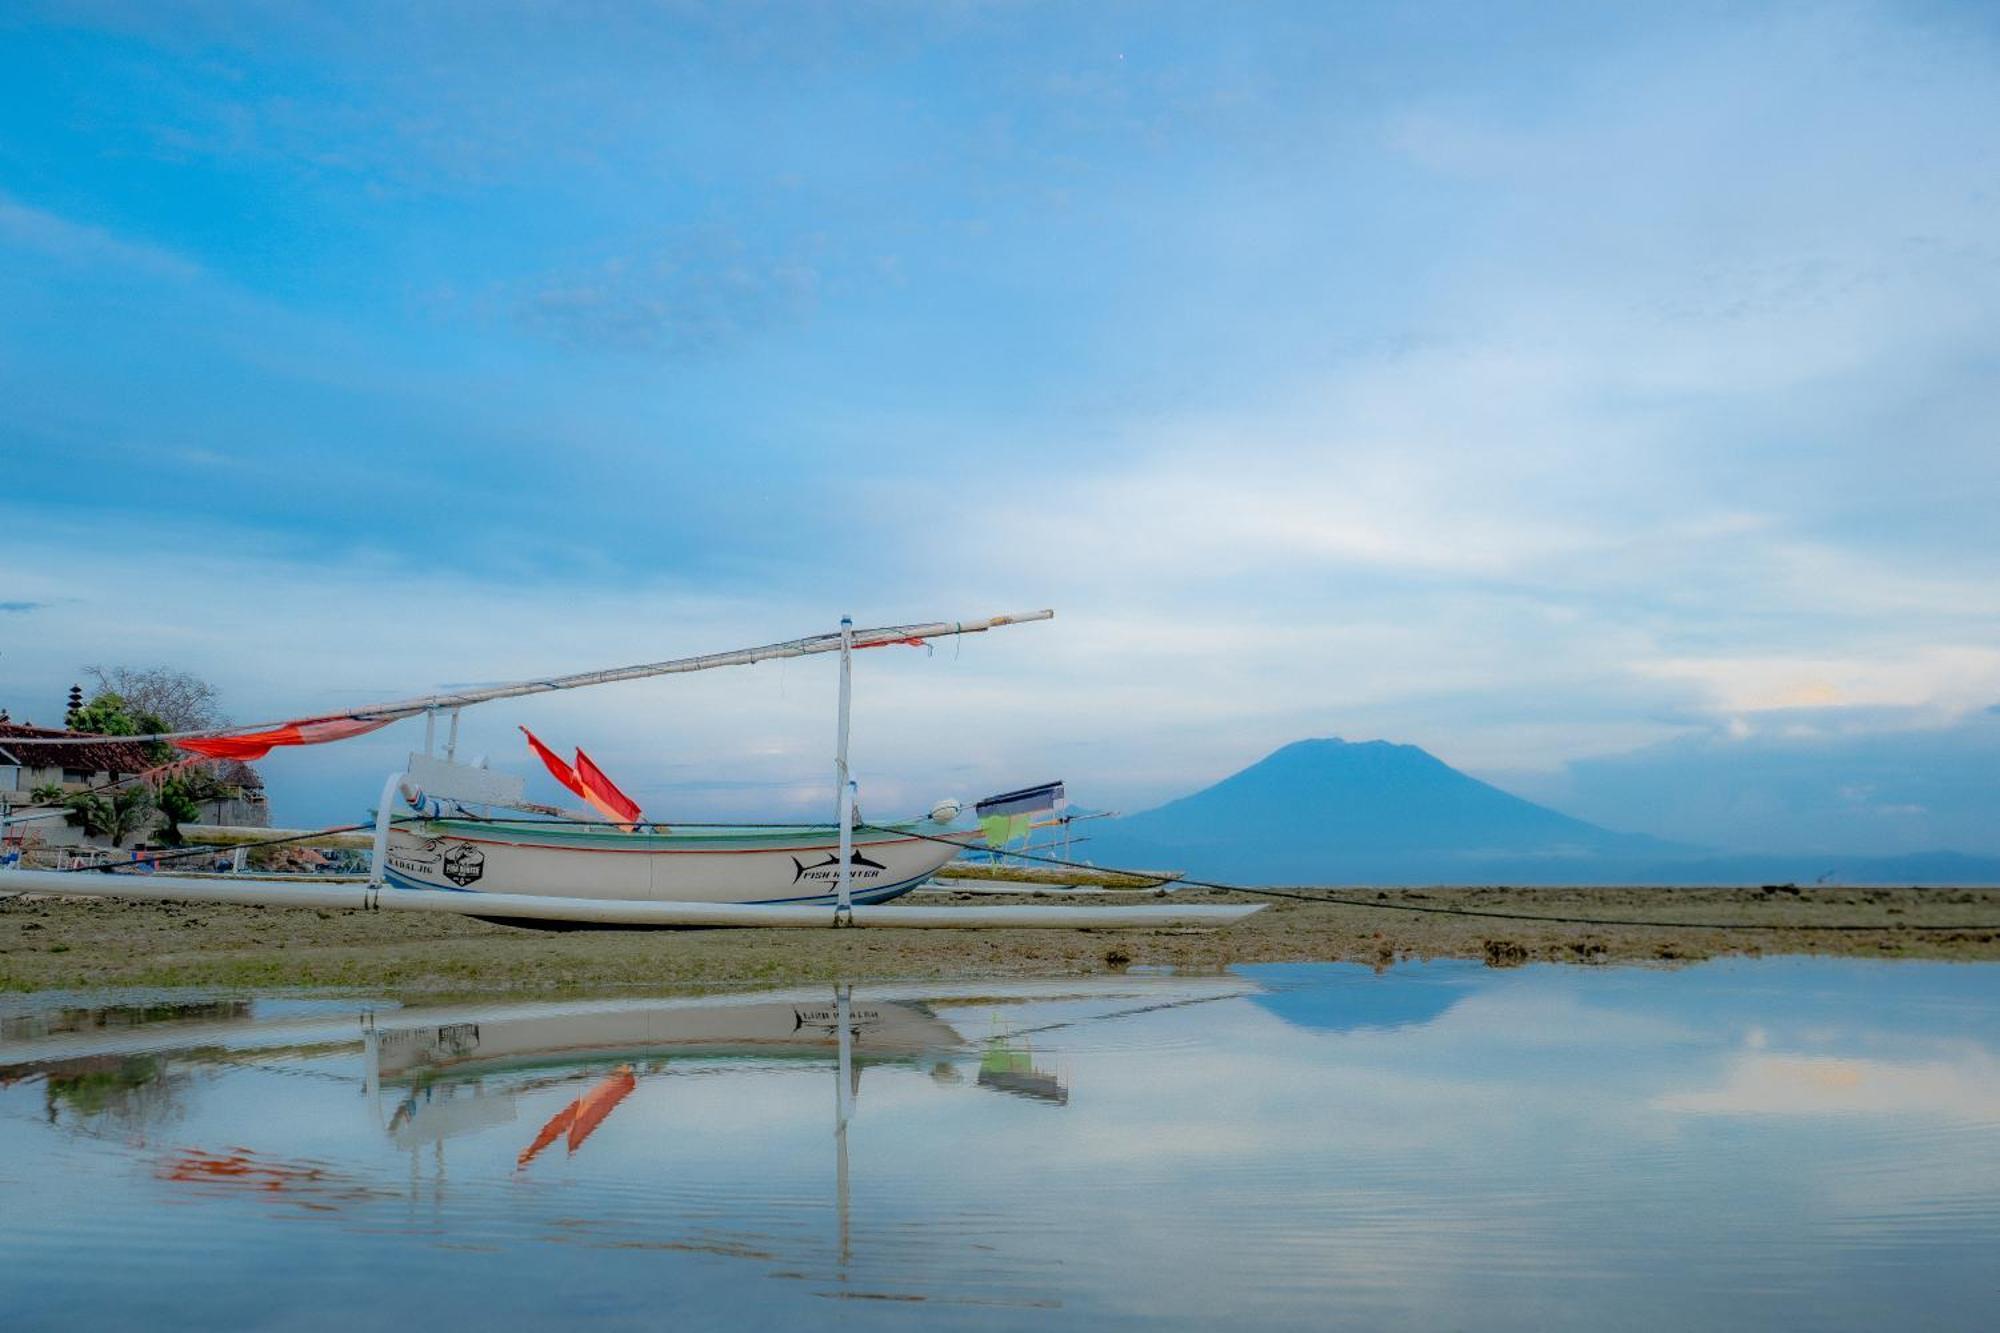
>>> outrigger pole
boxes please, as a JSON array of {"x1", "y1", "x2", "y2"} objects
[{"x1": 0, "y1": 869, "x2": 1265, "y2": 928}]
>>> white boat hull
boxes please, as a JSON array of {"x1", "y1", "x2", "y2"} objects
[
  {"x1": 384, "y1": 818, "x2": 969, "y2": 905},
  {"x1": 373, "y1": 997, "x2": 964, "y2": 1080}
]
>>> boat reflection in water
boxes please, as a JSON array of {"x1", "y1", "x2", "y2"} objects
[
  {"x1": 361, "y1": 987, "x2": 1067, "y2": 1265},
  {"x1": 366, "y1": 991, "x2": 975, "y2": 1158}
]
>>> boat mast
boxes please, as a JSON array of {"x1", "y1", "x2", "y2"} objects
[{"x1": 835, "y1": 616, "x2": 856, "y2": 922}]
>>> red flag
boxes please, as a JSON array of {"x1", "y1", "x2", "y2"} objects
[
  {"x1": 520, "y1": 726, "x2": 589, "y2": 802},
  {"x1": 575, "y1": 749, "x2": 643, "y2": 828}
]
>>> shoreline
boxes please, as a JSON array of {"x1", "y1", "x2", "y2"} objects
[{"x1": 4, "y1": 885, "x2": 1997, "y2": 998}]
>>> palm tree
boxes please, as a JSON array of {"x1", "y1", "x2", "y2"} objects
[{"x1": 62, "y1": 786, "x2": 157, "y2": 848}]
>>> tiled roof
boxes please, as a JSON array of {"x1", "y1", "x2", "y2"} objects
[{"x1": 0, "y1": 723, "x2": 171, "y2": 777}]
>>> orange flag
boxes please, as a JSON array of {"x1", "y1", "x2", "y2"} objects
[{"x1": 178, "y1": 716, "x2": 393, "y2": 761}]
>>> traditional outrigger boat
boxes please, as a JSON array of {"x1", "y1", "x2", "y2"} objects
[
  {"x1": 2, "y1": 609, "x2": 1264, "y2": 929},
  {"x1": 382, "y1": 815, "x2": 970, "y2": 906}
]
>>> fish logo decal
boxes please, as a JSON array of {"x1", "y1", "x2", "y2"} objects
[
  {"x1": 441, "y1": 843, "x2": 485, "y2": 887},
  {"x1": 790, "y1": 848, "x2": 889, "y2": 884}
]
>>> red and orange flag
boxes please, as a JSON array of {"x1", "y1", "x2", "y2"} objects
[{"x1": 521, "y1": 727, "x2": 645, "y2": 830}]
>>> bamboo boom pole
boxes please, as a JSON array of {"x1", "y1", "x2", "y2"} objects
[
  {"x1": 342, "y1": 609, "x2": 1054, "y2": 720},
  {"x1": 1, "y1": 610, "x2": 1054, "y2": 745}
]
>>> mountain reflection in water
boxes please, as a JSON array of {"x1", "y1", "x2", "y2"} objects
[{"x1": 0, "y1": 961, "x2": 1995, "y2": 1331}]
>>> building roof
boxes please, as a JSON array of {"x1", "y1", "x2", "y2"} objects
[{"x1": 0, "y1": 723, "x2": 171, "y2": 778}]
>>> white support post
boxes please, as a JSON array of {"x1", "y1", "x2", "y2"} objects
[
  {"x1": 834, "y1": 616, "x2": 856, "y2": 924},
  {"x1": 444, "y1": 709, "x2": 460, "y2": 762},
  {"x1": 363, "y1": 1019, "x2": 382, "y2": 1126},
  {"x1": 834, "y1": 984, "x2": 853, "y2": 1269},
  {"x1": 835, "y1": 985, "x2": 853, "y2": 1128},
  {"x1": 369, "y1": 769, "x2": 406, "y2": 896},
  {"x1": 423, "y1": 709, "x2": 436, "y2": 757}
]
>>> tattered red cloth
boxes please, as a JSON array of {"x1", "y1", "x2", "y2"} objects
[{"x1": 176, "y1": 717, "x2": 392, "y2": 761}]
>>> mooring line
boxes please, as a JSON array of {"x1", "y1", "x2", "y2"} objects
[
  {"x1": 864, "y1": 824, "x2": 2000, "y2": 934},
  {"x1": 41, "y1": 819, "x2": 420, "y2": 874}
]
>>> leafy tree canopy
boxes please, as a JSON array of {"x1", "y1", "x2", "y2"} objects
[
  {"x1": 67, "y1": 691, "x2": 173, "y2": 765},
  {"x1": 82, "y1": 666, "x2": 224, "y2": 734}
]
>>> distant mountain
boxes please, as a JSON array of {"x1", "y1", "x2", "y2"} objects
[
  {"x1": 1086, "y1": 738, "x2": 1687, "y2": 885},
  {"x1": 1084, "y1": 737, "x2": 2000, "y2": 885}
]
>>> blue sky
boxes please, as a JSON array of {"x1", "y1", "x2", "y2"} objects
[{"x1": 3, "y1": 1, "x2": 1998, "y2": 839}]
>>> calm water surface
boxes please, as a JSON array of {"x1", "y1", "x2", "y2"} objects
[{"x1": 1, "y1": 959, "x2": 1995, "y2": 1330}]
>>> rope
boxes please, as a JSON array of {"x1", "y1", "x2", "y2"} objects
[
  {"x1": 0, "y1": 765, "x2": 179, "y2": 825},
  {"x1": 47, "y1": 819, "x2": 419, "y2": 874},
  {"x1": 862, "y1": 823, "x2": 2000, "y2": 934},
  {"x1": 1, "y1": 751, "x2": 253, "y2": 829}
]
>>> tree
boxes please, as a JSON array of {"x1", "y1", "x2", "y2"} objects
[
  {"x1": 82, "y1": 666, "x2": 224, "y2": 733},
  {"x1": 59, "y1": 668, "x2": 242, "y2": 843},
  {"x1": 62, "y1": 786, "x2": 157, "y2": 848},
  {"x1": 65, "y1": 691, "x2": 173, "y2": 764},
  {"x1": 156, "y1": 768, "x2": 245, "y2": 846},
  {"x1": 67, "y1": 691, "x2": 149, "y2": 736},
  {"x1": 29, "y1": 781, "x2": 67, "y2": 806}
]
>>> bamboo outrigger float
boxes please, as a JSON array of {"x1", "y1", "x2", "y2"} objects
[
  {"x1": 4, "y1": 609, "x2": 1264, "y2": 931},
  {"x1": 0, "y1": 867, "x2": 1260, "y2": 928}
]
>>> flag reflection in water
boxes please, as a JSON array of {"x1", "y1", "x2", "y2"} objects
[{"x1": 516, "y1": 1066, "x2": 637, "y2": 1168}]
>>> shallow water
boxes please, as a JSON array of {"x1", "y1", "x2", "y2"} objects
[{"x1": 1, "y1": 960, "x2": 1995, "y2": 1330}]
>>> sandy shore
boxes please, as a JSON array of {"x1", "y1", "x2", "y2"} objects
[{"x1": 3, "y1": 885, "x2": 1996, "y2": 997}]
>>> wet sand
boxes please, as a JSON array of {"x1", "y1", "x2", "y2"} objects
[{"x1": 2, "y1": 885, "x2": 1996, "y2": 997}]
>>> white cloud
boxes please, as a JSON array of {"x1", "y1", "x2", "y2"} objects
[
  {"x1": 1659, "y1": 1049, "x2": 2000, "y2": 1120},
  {"x1": 1636, "y1": 647, "x2": 2000, "y2": 715}
]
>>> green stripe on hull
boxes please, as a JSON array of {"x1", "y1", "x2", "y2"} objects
[{"x1": 403, "y1": 818, "x2": 932, "y2": 853}]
